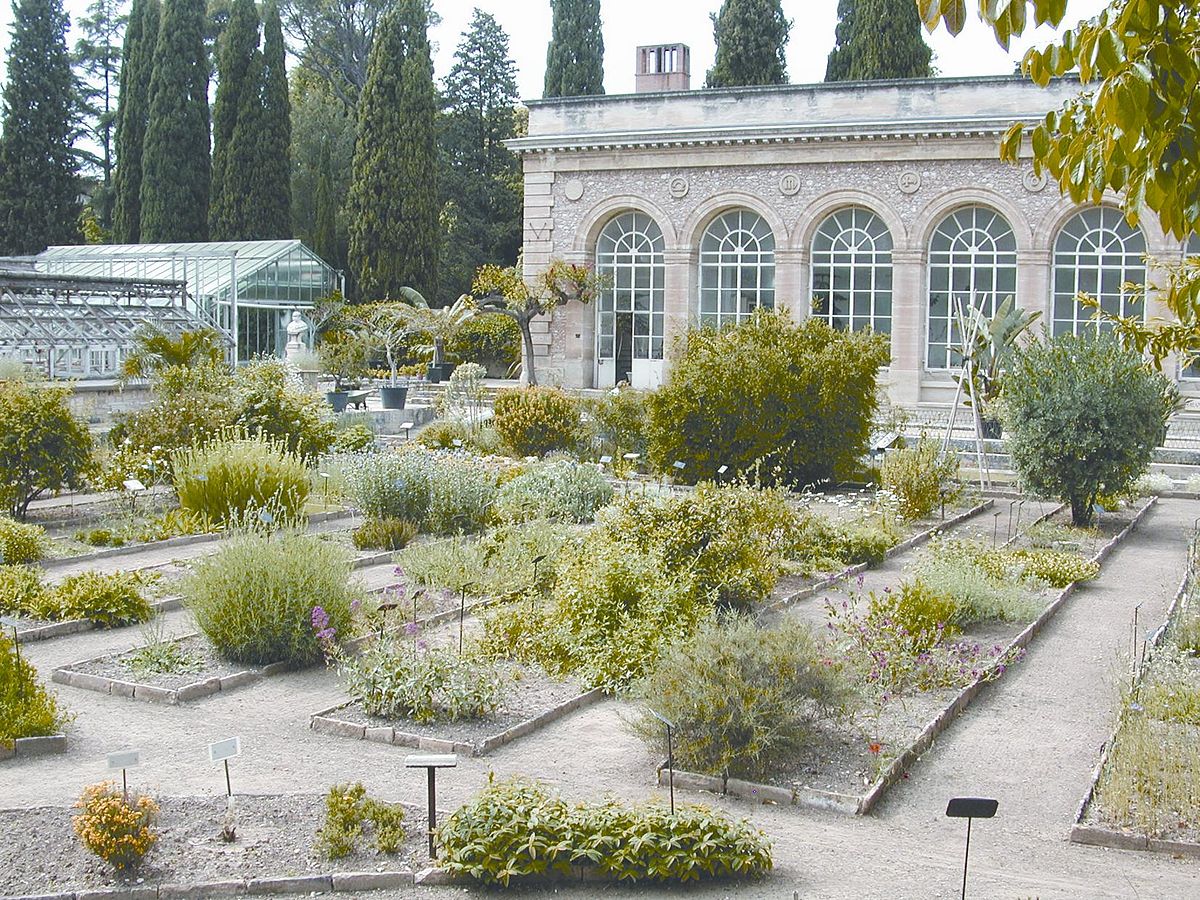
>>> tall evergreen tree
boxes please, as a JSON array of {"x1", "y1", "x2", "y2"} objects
[
  {"x1": 440, "y1": 9, "x2": 522, "y2": 299},
  {"x1": 290, "y1": 68, "x2": 353, "y2": 265},
  {"x1": 706, "y1": 0, "x2": 790, "y2": 88},
  {"x1": 140, "y1": 0, "x2": 211, "y2": 242},
  {"x1": 112, "y1": 0, "x2": 158, "y2": 243},
  {"x1": 543, "y1": 0, "x2": 604, "y2": 98},
  {"x1": 347, "y1": 0, "x2": 439, "y2": 301},
  {"x1": 209, "y1": 0, "x2": 259, "y2": 239},
  {"x1": 73, "y1": 0, "x2": 128, "y2": 234},
  {"x1": 0, "y1": 0, "x2": 80, "y2": 254},
  {"x1": 251, "y1": 0, "x2": 292, "y2": 238},
  {"x1": 825, "y1": 0, "x2": 932, "y2": 81},
  {"x1": 312, "y1": 139, "x2": 338, "y2": 265}
]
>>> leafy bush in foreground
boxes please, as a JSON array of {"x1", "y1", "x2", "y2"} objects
[
  {"x1": 54, "y1": 571, "x2": 153, "y2": 628},
  {"x1": 316, "y1": 782, "x2": 406, "y2": 859},
  {"x1": 0, "y1": 381, "x2": 93, "y2": 519},
  {"x1": 492, "y1": 387, "x2": 582, "y2": 457},
  {"x1": 174, "y1": 432, "x2": 310, "y2": 525},
  {"x1": 438, "y1": 775, "x2": 772, "y2": 885},
  {"x1": 1, "y1": 631, "x2": 68, "y2": 747}
]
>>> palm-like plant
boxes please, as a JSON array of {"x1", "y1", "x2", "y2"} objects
[
  {"x1": 121, "y1": 327, "x2": 227, "y2": 381},
  {"x1": 955, "y1": 295, "x2": 1042, "y2": 407},
  {"x1": 394, "y1": 288, "x2": 475, "y2": 369}
]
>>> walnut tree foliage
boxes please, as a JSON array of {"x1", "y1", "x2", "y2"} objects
[
  {"x1": 543, "y1": 0, "x2": 604, "y2": 98},
  {"x1": 826, "y1": 0, "x2": 933, "y2": 81},
  {"x1": 706, "y1": 0, "x2": 791, "y2": 88},
  {"x1": 347, "y1": 0, "x2": 439, "y2": 301}
]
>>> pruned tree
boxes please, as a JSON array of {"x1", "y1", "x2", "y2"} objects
[
  {"x1": 543, "y1": 0, "x2": 604, "y2": 98},
  {"x1": 706, "y1": 0, "x2": 790, "y2": 88}
]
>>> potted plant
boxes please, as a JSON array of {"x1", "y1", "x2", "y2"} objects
[
  {"x1": 396, "y1": 289, "x2": 475, "y2": 383},
  {"x1": 954, "y1": 295, "x2": 1042, "y2": 439},
  {"x1": 357, "y1": 302, "x2": 418, "y2": 410},
  {"x1": 318, "y1": 330, "x2": 368, "y2": 412}
]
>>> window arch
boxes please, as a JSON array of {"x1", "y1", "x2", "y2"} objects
[
  {"x1": 594, "y1": 212, "x2": 665, "y2": 376},
  {"x1": 927, "y1": 205, "x2": 1018, "y2": 369},
  {"x1": 1052, "y1": 207, "x2": 1146, "y2": 336},
  {"x1": 810, "y1": 207, "x2": 894, "y2": 333},
  {"x1": 699, "y1": 209, "x2": 775, "y2": 329}
]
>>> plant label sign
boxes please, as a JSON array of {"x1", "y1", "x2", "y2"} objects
[
  {"x1": 122, "y1": 479, "x2": 147, "y2": 493},
  {"x1": 107, "y1": 750, "x2": 140, "y2": 770},
  {"x1": 209, "y1": 737, "x2": 241, "y2": 764}
]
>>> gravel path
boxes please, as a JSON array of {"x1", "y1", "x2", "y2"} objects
[{"x1": 4, "y1": 500, "x2": 1198, "y2": 898}]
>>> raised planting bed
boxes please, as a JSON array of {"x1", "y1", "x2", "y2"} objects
[
  {"x1": 658, "y1": 496, "x2": 1157, "y2": 815},
  {"x1": 0, "y1": 734, "x2": 67, "y2": 763},
  {"x1": 11, "y1": 595, "x2": 185, "y2": 645},
  {"x1": 0, "y1": 794, "x2": 425, "y2": 898},
  {"x1": 312, "y1": 664, "x2": 602, "y2": 756}
]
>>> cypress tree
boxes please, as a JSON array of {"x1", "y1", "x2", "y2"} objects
[
  {"x1": 706, "y1": 0, "x2": 790, "y2": 88},
  {"x1": 543, "y1": 0, "x2": 604, "y2": 98},
  {"x1": 220, "y1": 48, "x2": 264, "y2": 241},
  {"x1": 312, "y1": 140, "x2": 338, "y2": 267},
  {"x1": 0, "y1": 0, "x2": 80, "y2": 254},
  {"x1": 140, "y1": 0, "x2": 211, "y2": 242},
  {"x1": 112, "y1": 0, "x2": 158, "y2": 243},
  {"x1": 825, "y1": 0, "x2": 933, "y2": 82},
  {"x1": 209, "y1": 0, "x2": 259, "y2": 240},
  {"x1": 251, "y1": 0, "x2": 293, "y2": 239},
  {"x1": 348, "y1": 0, "x2": 439, "y2": 301}
]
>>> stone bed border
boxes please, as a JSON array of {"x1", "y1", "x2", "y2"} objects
[
  {"x1": 311, "y1": 686, "x2": 605, "y2": 757},
  {"x1": 1068, "y1": 565, "x2": 1200, "y2": 858},
  {"x1": 658, "y1": 496, "x2": 1158, "y2": 816},
  {"x1": 15, "y1": 597, "x2": 185, "y2": 645},
  {"x1": 763, "y1": 499, "x2": 995, "y2": 613},
  {"x1": 0, "y1": 734, "x2": 67, "y2": 763}
]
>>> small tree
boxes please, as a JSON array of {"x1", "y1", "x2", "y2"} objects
[
  {"x1": 121, "y1": 327, "x2": 226, "y2": 381},
  {"x1": 0, "y1": 382, "x2": 94, "y2": 519},
  {"x1": 391, "y1": 288, "x2": 475, "y2": 370},
  {"x1": 355, "y1": 302, "x2": 421, "y2": 385},
  {"x1": 472, "y1": 259, "x2": 605, "y2": 386},
  {"x1": 1002, "y1": 334, "x2": 1175, "y2": 526}
]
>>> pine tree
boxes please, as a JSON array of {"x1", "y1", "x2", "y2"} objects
[
  {"x1": 312, "y1": 139, "x2": 338, "y2": 266},
  {"x1": 112, "y1": 0, "x2": 158, "y2": 243},
  {"x1": 209, "y1": 0, "x2": 259, "y2": 240},
  {"x1": 347, "y1": 0, "x2": 439, "y2": 301},
  {"x1": 440, "y1": 9, "x2": 522, "y2": 298},
  {"x1": 140, "y1": 0, "x2": 211, "y2": 242},
  {"x1": 543, "y1": 0, "x2": 604, "y2": 98},
  {"x1": 825, "y1": 0, "x2": 932, "y2": 82},
  {"x1": 706, "y1": 0, "x2": 790, "y2": 88},
  {"x1": 0, "y1": 0, "x2": 80, "y2": 254},
  {"x1": 251, "y1": 0, "x2": 292, "y2": 239},
  {"x1": 73, "y1": 0, "x2": 128, "y2": 233}
]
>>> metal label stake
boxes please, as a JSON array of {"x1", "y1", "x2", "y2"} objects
[
  {"x1": 946, "y1": 797, "x2": 997, "y2": 899},
  {"x1": 406, "y1": 754, "x2": 457, "y2": 858}
]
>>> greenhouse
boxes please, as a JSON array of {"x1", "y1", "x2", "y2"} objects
[{"x1": 31, "y1": 240, "x2": 340, "y2": 365}]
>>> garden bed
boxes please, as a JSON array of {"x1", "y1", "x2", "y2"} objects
[
  {"x1": 0, "y1": 794, "x2": 425, "y2": 897},
  {"x1": 10, "y1": 595, "x2": 185, "y2": 644},
  {"x1": 312, "y1": 664, "x2": 601, "y2": 756},
  {"x1": 0, "y1": 734, "x2": 67, "y2": 763}
]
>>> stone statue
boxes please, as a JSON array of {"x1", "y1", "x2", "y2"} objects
[{"x1": 284, "y1": 310, "x2": 308, "y2": 362}]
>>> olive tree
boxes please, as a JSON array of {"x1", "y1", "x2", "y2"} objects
[{"x1": 1002, "y1": 333, "x2": 1175, "y2": 526}]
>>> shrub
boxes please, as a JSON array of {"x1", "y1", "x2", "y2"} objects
[
  {"x1": 338, "y1": 450, "x2": 433, "y2": 522},
  {"x1": 583, "y1": 386, "x2": 648, "y2": 457},
  {"x1": 426, "y1": 453, "x2": 496, "y2": 534},
  {"x1": 632, "y1": 617, "x2": 851, "y2": 779},
  {"x1": 339, "y1": 641, "x2": 506, "y2": 723},
  {"x1": 315, "y1": 783, "x2": 406, "y2": 859},
  {"x1": 0, "y1": 564, "x2": 49, "y2": 617},
  {"x1": 400, "y1": 522, "x2": 570, "y2": 598},
  {"x1": 492, "y1": 387, "x2": 582, "y2": 457},
  {"x1": 790, "y1": 515, "x2": 900, "y2": 572},
  {"x1": 352, "y1": 517, "x2": 418, "y2": 551},
  {"x1": 449, "y1": 314, "x2": 521, "y2": 371},
  {"x1": 416, "y1": 419, "x2": 469, "y2": 450},
  {"x1": 1, "y1": 631, "x2": 68, "y2": 747},
  {"x1": 173, "y1": 432, "x2": 311, "y2": 526},
  {"x1": 880, "y1": 438, "x2": 960, "y2": 520},
  {"x1": 186, "y1": 531, "x2": 360, "y2": 666},
  {"x1": 233, "y1": 358, "x2": 335, "y2": 458},
  {"x1": 437, "y1": 775, "x2": 772, "y2": 886},
  {"x1": 866, "y1": 579, "x2": 959, "y2": 653},
  {"x1": 1006, "y1": 548, "x2": 1099, "y2": 588},
  {"x1": 0, "y1": 516, "x2": 45, "y2": 563},
  {"x1": 494, "y1": 460, "x2": 613, "y2": 524},
  {"x1": 72, "y1": 782, "x2": 158, "y2": 871},
  {"x1": 332, "y1": 422, "x2": 376, "y2": 453},
  {"x1": 646, "y1": 309, "x2": 889, "y2": 485},
  {"x1": 911, "y1": 542, "x2": 1040, "y2": 624},
  {"x1": 55, "y1": 572, "x2": 153, "y2": 628},
  {"x1": 0, "y1": 381, "x2": 93, "y2": 518},
  {"x1": 1003, "y1": 334, "x2": 1174, "y2": 526}
]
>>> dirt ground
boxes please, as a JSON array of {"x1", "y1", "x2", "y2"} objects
[{"x1": 4, "y1": 500, "x2": 1199, "y2": 898}]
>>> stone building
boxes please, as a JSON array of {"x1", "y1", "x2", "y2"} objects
[{"x1": 510, "y1": 59, "x2": 1198, "y2": 407}]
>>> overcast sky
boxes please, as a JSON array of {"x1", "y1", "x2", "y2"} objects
[{"x1": 0, "y1": 0, "x2": 1112, "y2": 100}]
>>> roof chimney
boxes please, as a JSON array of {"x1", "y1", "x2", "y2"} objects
[{"x1": 635, "y1": 43, "x2": 690, "y2": 93}]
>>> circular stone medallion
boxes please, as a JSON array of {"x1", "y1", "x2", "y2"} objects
[
  {"x1": 668, "y1": 176, "x2": 689, "y2": 199},
  {"x1": 898, "y1": 171, "x2": 922, "y2": 194},
  {"x1": 563, "y1": 179, "x2": 584, "y2": 201},
  {"x1": 1022, "y1": 169, "x2": 1048, "y2": 192},
  {"x1": 779, "y1": 173, "x2": 801, "y2": 196}
]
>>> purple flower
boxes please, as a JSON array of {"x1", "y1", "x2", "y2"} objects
[
  {"x1": 350, "y1": 598, "x2": 362, "y2": 614},
  {"x1": 404, "y1": 622, "x2": 419, "y2": 636},
  {"x1": 311, "y1": 606, "x2": 329, "y2": 631},
  {"x1": 417, "y1": 639, "x2": 428, "y2": 650},
  {"x1": 315, "y1": 626, "x2": 336, "y2": 642},
  {"x1": 393, "y1": 566, "x2": 406, "y2": 578}
]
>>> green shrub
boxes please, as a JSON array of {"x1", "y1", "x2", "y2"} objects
[
  {"x1": 1003, "y1": 334, "x2": 1175, "y2": 526},
  {"x1": 790, "y1": 515, "x2": 900, "y2": 572},
  {"x1": 448, "y1": 314, "x2": 521, "y2": 371},
  {"x1": 338, "y1": 450, "x2": 433, "y2": 522},
  {"x1": 332, "y1": 422, "x2": 376, "y2": 453},
  {"x1": 600, "y1": 482, "x2": 801, "y2": 609},
  {"x1": 186, "y1": 531, "x2": 360, "y2": 666},
  {"x1": 632, "y1": 617, "x2": 852, "y2": 779},
  {"x1": 880, "y1": 438, "x2": 960, "y2": 520},
  {"x1": 416, "y1": 419, "x2": 469, "y2": 450},
  {"x1": 866, "y1": 579, "x2": 959, "y2": 653},
  {"x1": 339, "y1": 640, "x2": 506, "y2": 723},
  {"x1": 173, "y1": 432, "x2": 311, "y2": 526},
  {"x1": 911, "y1": 542, "x2": 1040, "y2": 624},
  {"x1": 233, "y1": 357, "x2": 335, "y2": 458},
  {"x1": 492, "y1": 387, "x2": 582, "y2": 457},
  {"x1": 437, "y1": 775, "x2": 772, "y2": 886},
  {"x1": 646, "y1": 309, "x2": 889, "y2": 485},
  {"x1": 0, "y1": 381, "x2": 93, "y2": 519},
  {"x1": 399, "y1": 523, "x2": 570, "y2": 598},
  {"x1": 1, "y1": 631, "x2": 68, "y2": 747},
  {"x1": 426, "y1": 454, "x2": 496, "y2": 535},
  {"x1": 494, "y1": 460, "x2": 613, "y2": 524},
  {"x1": 352, "y1": 517, "x2": 418, "y2": 551},
  {"x1": 1007, "y1": 548, "x2": 1099, "y2": 587},
  {"x1": 0, "y1": 517, "x2": 46, "y2": 563},
  {"x1": 583, "y1": 386, "x2": 648, "y2": 457},
  {"x1": 0, "y1": 564, "x2": 49, "y2": 616},
  {"x1": 316, "y1": 783, "x2": 406, "y2": 859},
  {"x1": 54, "y1": 571, "x2": 153, "y2": 628}
]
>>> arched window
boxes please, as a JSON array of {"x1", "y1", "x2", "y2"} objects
[
  {"x1": 1052, "y1": 207, "x2": 1146, "y2": 336},
  {"x1": 699, "y1": 209, "x2": 775, "y2": 329},
  {"x1": 927, "y1": 206, "x2": 1018, "y2": 369},
  {"x1": 811, "y1": 208, "x2": 893, "y2": 333},
  {"x1": 595, "y1": 212, "x2": 664, "y2": 384}
]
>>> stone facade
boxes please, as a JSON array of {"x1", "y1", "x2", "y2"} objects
[{"x1": 511, "y1": 76, "x2": 1194, "y2": 405}]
